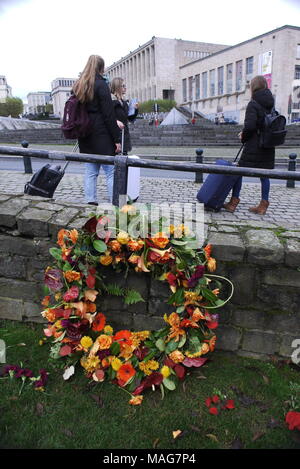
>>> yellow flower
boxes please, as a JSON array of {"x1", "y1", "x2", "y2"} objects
[
  {"x1": 100, "y1": 254, "x2": 113, "y2": 266},
  {"x1": 80, "y1": 355, "x2": 100, "y2": 372},
  {"x1": 161, "y1": 366, "x2": 171, "y2": 378},
  {"x1": 63, "y1": 270, "x2": 81, "y2": 283},
  {"x1": 201, "y1": 343, "x2": 210, "y2": 355},
  {"x1": 117, "y1": 231, "x2": 130, "y2": 245},
  {"x1": 207, "y1": 257, "x2": 217, "y2": 272},
  {"x1": 139, "y1": 360, "x2": 159, "y2": 376},
  {"x1": 104, "y1": 325, "x2": 114, "y2": 335},
  {"x1": 54, "y1": 320, "x2": 62, "y2": 329},
  {"x1": 169, "y1": 350, "x2": 185, "y2": 363},
  {"x1": 185, "y1": 350, "x2": 202, "y2": 358},
  {"x1": 120, "y1": 204, "x2": 137, "y2": 215},
  {"x1": 97, "y1": 334, "x2": 113, "y2": 350},
  {"x1": 129, "y1": 395, "x2": 143, "y2": 406},
  {"x1": 169, "y1": 224, "x2": 175, "y2": 235},
  {"x1": 111, "y1": 357, "x2": 122, "y2": 371},
  {"x1": 80, "y1": 336, "x2": 93, "y2": 349}
]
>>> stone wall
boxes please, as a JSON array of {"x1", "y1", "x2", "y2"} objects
[{"x1": 0, "y1": 193, "x2": 299, "y2": 360}]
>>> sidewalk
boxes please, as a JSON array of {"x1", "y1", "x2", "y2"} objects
[{"x1": 0, "y1": 170, "x2": 299, "y2": 229}]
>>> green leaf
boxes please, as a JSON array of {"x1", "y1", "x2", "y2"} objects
[
  {"x1": 178, "y1": 334, "x2": 186, "y2": 348},
  {"x1": 160, "y1": 383, "x2": 165, "y2": 400},
  {"x1": 201, "y1": 287, "x2": 218, "y2": 303},
  {"x1": 49, "y1": 247, "x2": 62, "y2": 260},
  {"x1": 93, "y1": 240, "x2": 107, "y2": 253},
  {"x1": 62, "y1": 262, "x2": 73, "y2": 272},
  {"x1": 163, "y1": 377, "x2": 176, "y2": 391},
  {"x1": 110, "y1": 342, "x2": 120, "y2": 356},
  {"x1": 167, "y1": 288, "x2": 184, "y2": 305},
  {"x1": 165, "y1": 339, "x2": 178, "y2": 354},
  {"x1": 171, "y1": 240, "x2": 188, "y2": 246},
  {"x1": 176, "y1": 306, "x2": 185, "y2": 314},
  {"x1": 124, "y1": 289, "x2": 145, "y2": 305},
  {"x1": 143, "y1": 350, "x2": 158, "y2": 362},
  {"x1": 188, "y1": 335, "x2": 201, "y2": 354},
  {"x1": 105, "y1": 283, "x2": 125, "y2": 296},
  {"x1": 155, "y1": 338, "x2": 166, "y2": 352}
]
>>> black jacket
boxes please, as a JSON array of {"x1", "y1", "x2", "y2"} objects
[
  {"x1": 239, "y1": 88, "x2": 275, "y2": 169},
  {"x1": 112, "y1": 97, "x2": 138, "y2": 153},
  {"x1": 78, "y1": 76, "x2": 121, "y2": 156}
]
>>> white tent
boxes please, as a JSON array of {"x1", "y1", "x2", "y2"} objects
[{"x1": 160, "y1": 107, "x2": 189, "y2": 125}]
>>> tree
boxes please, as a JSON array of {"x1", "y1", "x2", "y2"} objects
[
  {"x1": 1, "y1": 97, "x2": 23, "y2": 117},
  {"x1": 139, "y1": 99, "x2": 176, "y2": 114}
]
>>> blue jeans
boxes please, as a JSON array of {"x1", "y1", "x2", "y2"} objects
[
  {"x1": 232, "y1": 177, "x2": 270, "y2": 201},
  {"x1": 84, "y1": 163, "x2": 114, "y2": 203}
]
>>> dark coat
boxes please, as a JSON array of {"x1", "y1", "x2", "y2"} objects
[
  {"x1": 239, "y1": 88, "x2": 275, "y2": 170},
  {"x1": 78, "y1": 76, "x2": 121, "y2": 156},
  {"x1": 111, "y1": 97, "x2": 138, "y2": 153}
]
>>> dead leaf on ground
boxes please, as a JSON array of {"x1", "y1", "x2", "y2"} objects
[
  {"x1": 196, "y1": 374, "x2": 207, "y2": 380},
  {"x1": 172, "y1": 430, "x2": 182, "y2": 439},
  {"x1": 190, "y1": 425, "x2": 202, "y2": 433},
  {"x1": 252, "y1": 431, "x2": 265, "y2": 441},
  {"x1": 261, "y1": 374, "x2": 270, "y2": 385},
  {"x1": 206, "y1": 433, "x2": 218, "y2": 443},
  {"x1": 230, "y1": 438, "x2": 244, "y2": 449},
  {"x1": 8, "y1": 396, "x2": 18, "y2": 401},
  {"x1": 90, "y1": 394, "x2": 104, "y2": 408},
  {"x1": 36, "y1": 402, "x2": 44, "y2": 416},
  {"x1": 153, "y1": 438, "x2": 159, "y2": 449}
]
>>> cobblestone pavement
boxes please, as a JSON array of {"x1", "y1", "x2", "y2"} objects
[{"x1": 0, "y1": 169, "x2": 299, "y2": 229}]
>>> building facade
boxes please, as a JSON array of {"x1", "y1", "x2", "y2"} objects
[
  {"x1": 179, "y1": 25, "x2": 300, "y2": 123},
  {"x1": 51, "y1": 78, "x2": 77, "y2": 118},
  {"x1": 27, "y1": 91, "x2": 52, "y2": 115},
  {"x1": 105, "y1": 37, "x2": 229, "y2": 103},
  {"x1": 0, "y1": 75, "x2": 12, "y2": 102}
]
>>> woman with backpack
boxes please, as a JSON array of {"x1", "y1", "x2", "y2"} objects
[
  {"x1": 223, "y1": 75, "x2": 275, "y2": 215},
  {"x1": 73, "y1": 55, "x2": 121, "y2": 205},
  {"x1": 110, "y1": 77, "x2": 139, "y2": 154}
]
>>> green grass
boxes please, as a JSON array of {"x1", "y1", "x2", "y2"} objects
[{"x1": 1, "y1": 319, "x2": 300, "y2": 449}]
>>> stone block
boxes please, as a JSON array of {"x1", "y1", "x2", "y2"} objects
[
  {"x1": 126, "y1": 272, "x2": 149, "y2": 301},
  {"x1": 32, "y1": 238, "x2": 53, "y2": 258},
  {"x1": 244, "y1": 230, "x2": 284, "y2": 265},
  {"x1": 26, "y1": 258, "x2": 49, "y2": 282},
  {"x1": 49, "y1": 208, "x2": 80, "y2": 238},
  {"x1": 0, "y1": 198, "x2": 30, "y2": 228},
  {"x1": 0, "y1": 235, "x2": 36, "y2": 257},
  {"x1": 148, "y1": 297, "x2": 174, "y2": 316},
  {"x1": 284, "y1": 239, "x2": 300, "y2": 268},
  {"x1": 24, "y1": 301, "x2": 42, "y2": 318},
  {"x1": 242, "y1": 330, "x2": 280, "y2": 355},
  {"x1": 215, "y1": 325, "x2": 242, "y2": 351},
  {"x1": 0, "y1": 296, "x2": 24, "y2": 320},
  {"x1": 262, "y1": 267, "x2": 300, "y2": 288},
  {"x1": 279, "y1": 334, "x2": 300, "y2": 358},
  {"x1": 150, "y1": 278, "x2": 171, "y2": 299},
  {"x1": 17, "y1": 208, "x2": 53, "y2": 237},
  {"x1": 0, "y1": 255, "x2": 26, "y2": 279},
  {"x1": 67, "y1": 217, "x2": 89, "y2": 230},
  {"x1": 0, "y1": 278, "x2": 38, "y2": 301},
  {"x1": 257, "y1": 284, "x2": 300, "y2": 314},
  {"x1": 104, "y1": 310, "x2": 134, "y2": 330},
  {"x1": 133, "y1": 314, "x2": 165, "y2": 331},
  {"x1": 207, "y1": 233, "x2": 245, "y2": 262},
  {"x1": 228, "y1": 264, "x2": 256, "y2": 305}
]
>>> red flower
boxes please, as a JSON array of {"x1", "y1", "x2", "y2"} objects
[
  {"x1": 285, "y1": 411, "x2": 300, "y2": 431},
  {"x1": 182, "y1": 357, "x2": 208, "y2": 368},
  {"x1": 113, "y1": 330, "x2": 133, "y2": 347},
  {"x1": 92, "y1": 313, "x2": 106, "y2": 332},
  {"x1": 63, "y1": 285, "x2": 79, "y2": 302},
  {"x1": 86, "y1": 268, "x2": 96, "y2": 289},
  {"x1": 205, "y1": 397, "x2": 212, "y2": 408},
  {"x1": 83, "y1": 217, "x2": 98, "y2": 233},
  {"x1": 207, "y1": 321, "x2": 218, "y2": 330},
  {"x1": 174, "y1": 364, "x2": 186, "y2": 380},
  {"x1": 117, "y1": 363, "x2": 136, "y2": 386},
  {"x1": 212, "y1": 395, "x2": 220, "y2": 404},
  {"x1": 225, "y1": 399, "x2": 235, "y2": 410},
  {"x1": 59, "y1": 345, "x2": 72, "y2": 357},
  {"x1": 209, "y1": 406, "x2": 218, "y2": 415},
  {"x1": 166, "y1": 272, "x2": 177, "y2": 287},
  {"x1": 132, "y1": 372, "x2": 164, "y2": 395}
]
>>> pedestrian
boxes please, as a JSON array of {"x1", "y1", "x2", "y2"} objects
[
  {"x1": 73, "y1": 55, "x2": 121, "y2": 205},
  {"x1": 223, "y1": 75, "x2": 275, "y2": 215},
  {"x1": 110, "y1": 77, "x2": 139, "y2": 154}
]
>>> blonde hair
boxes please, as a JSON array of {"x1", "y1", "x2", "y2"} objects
[
  {"x1": 72, "y1": 55, "x2": 105, "y2": 103},
  {"x1": 250, "y1": 75, "x2": 268, "y2": 97},
  {"x1": 110, "y1": 77, "x2": 124, "y2": 100}
]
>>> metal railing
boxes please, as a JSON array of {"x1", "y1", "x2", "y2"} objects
[{"x1": 0, "y1": 144, "x2": 299, "y2": 206}]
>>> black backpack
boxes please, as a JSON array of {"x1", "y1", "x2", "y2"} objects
[
  {"x1": 24, "y1": 163, "x2": 68, "y2": 198},
  {"x1": 256, "y1": 103, "x2": 287, "y2": 149}
]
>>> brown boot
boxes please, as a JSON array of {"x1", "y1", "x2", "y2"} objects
[
  {"x1": 223, "y1": 197, "x2": 240, "y2": 213},
  {"x1": 248, "y1": 200, "x2": 269, "y2": 215}
]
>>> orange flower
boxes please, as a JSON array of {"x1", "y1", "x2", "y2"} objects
[
  {"x1": 120, "y1": 204, "x2": 137, "y2": 215},
  {"x1": 97, "y1": 334, "x2": 113, "y2": 350},
  {"x1": 169, "y1": 350, "x2": 185, "y2": 363},
  {"x1": 100, "y1": 254, "x2": 113, "y2": 266},
  {"x1": 129, "y1": 395, "x2": 143, "y2": 406},
  {"x1": 43, "y1": 308, "x2": 56, "y2": 322},
  {"x1": 204, "y1": 244, "x2": 212, "y2": 259},
  {"x1": 207, "y1": 257, "x2": 217, "y2": 272},
  {"x1": 113, "y1": 330, "x2": 133, "y2": 348},
  {"x1": 114, "y1": 253, "x2": 126, "y2": 264},
  {"x1": 192, "y1": 308, "x2": 206, "y2": 322},
  {"x1": 92, "y1": 313, "x2": 106, "y2": 332},
  {"x1": 61, "y1": 247, "x2": 73, "y2": 260},
  {"x1": 151, "y1": 232, "x2": 169, "y2": 249},
  {"x1": 64, "y1": 270, "x2": 81, "y2": 283},
  {"x1": 208, "y1": 336, "x2": 216, "y2": 352},
  {"x1": 57, "y1": 229, "x2": 69, "y2": 247},
  {"x1": 201, "y1": 343, "x2": 210, "y2": 355},
  {"x1": 117, "y1": 363, "x2": 136, "y2": 385},
  {"x1": 128, "y1": 254, "x2": 140, "y2": 264},
  {"x1": 69, "y1": 229, "x2": 78, "y2": 244},
  {"x1": 109, "y1": 240, "x2": 122, "y2": 252},
  {"x1": 86, "y1": 302, "x2": 97, "y2": 313},
  {"x1": 167, "y1": 312, "x2": 181, "y2": 327},
  {"x1": 84, "y1": 289, "x2": 98, "y2": 302},
  {"x1": 127, "y1": 240, "x2": 141, "y2": 251},
  {"x1": 41, "y1": 296, "x2": 50, "y2": 307}
]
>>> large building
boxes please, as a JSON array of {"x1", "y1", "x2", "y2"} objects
[
  {"x1": 51, "y1": 77, "x2": 77, "y2": 118},
  {"x1": 0, "y1": 75, "x2": 12, "y2": 102},
  {"x1": 105, "y1": 37, "x2": 229, "y2": 103},
  {"x1": 27, "y1": 91, "x2": 52, "y2": 115},
  {"x1": 180, "y1": 25, "x2": 300, "y2": 123}
]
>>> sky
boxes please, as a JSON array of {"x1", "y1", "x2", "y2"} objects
[{"x1": 0, "y1": 0, "x2": 300, "y2": 102}]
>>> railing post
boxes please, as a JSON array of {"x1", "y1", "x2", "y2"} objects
[
  {"x1": 286, "y1": 153, "x2": 297, "y2": 188},
  {"x1": 195, "y1": 148, "x2": 203, "y2": 183},
  {"x1": 21, "y1": 140, "x2": 32, "y2": 174},
  {"x1": 112, "y1": 155, "x2": 128, "y2": 206}
]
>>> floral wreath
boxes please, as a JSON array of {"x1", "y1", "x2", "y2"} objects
[{"x1": 41, "y1": 204, "x2": 233, "y2": 405}]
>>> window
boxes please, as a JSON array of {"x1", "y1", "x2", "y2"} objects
[
  {"x1": 182, "y1": 79, "x2": 187, "y2": 102},
  {"x1": 202, "y1": 72, "x2": 208, "y2": 98},
  {"x1": 217, "y1": 66, "x2": 224, "y2": 95},
  {"x1": 226, "y1": 63, "x2": 233, "y2": 93},
  {"x1": 295, "y1": 65, "x2": 300, "y2": 79},
  {"x1": 195, "y1": 74, "x2": 200, "y2": 99},
  {"x1": 236, "y1": 60, "x2": 243, "y2": 91},
  {"x1": 297, "y1": 44, "x2": 300, "y2": 59},
  {"x1": 209, "y1": 69, "x2": 215, "y2": 96},
  {"x1": 188, "y1": 76, "x2": 193, "y2": 101},
  {"x1": 246, "y1": 56, "x2": 254, "y2": 75}
]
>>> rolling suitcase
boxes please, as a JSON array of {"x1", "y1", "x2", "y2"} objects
[
  {"x1": 120, "y1": 128, "x2": 140, "y2": 202},
  {"x1": 196, "y1": 145, "x2": 243, "y2": 212},
  {"x1": 24, "y1": 142, "x2": 78, "y2": 198}
]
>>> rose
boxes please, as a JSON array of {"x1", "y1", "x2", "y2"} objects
[
  {"x1": 97, "y1": 334, "x2": 113, "y2": 350},
  {"x1": 99, "y1": 254, "x2": 113, "y2": 266},
  {"x1": 117, "y1": 231, "x2": 130, "y2": 245}
]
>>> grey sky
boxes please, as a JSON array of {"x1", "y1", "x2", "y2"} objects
[{"x1": 0, "y1": 0, "x2": 299, "y2": 101}]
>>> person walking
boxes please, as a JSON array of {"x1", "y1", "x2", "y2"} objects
[
  {"x1": 73, "y1": 55, "x2": 121, "y2": 205},
  {"x1": 110, "y1": 77, "x2": 138, "y2": 154},
  {"x1": 223, "y1": 75, "x2": 275, "y2": 215}
]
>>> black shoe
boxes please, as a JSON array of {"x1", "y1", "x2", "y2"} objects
[{"x1": 88, "y1": 202, "x2": 98, "y2": 206}]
